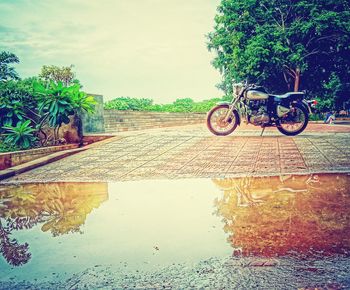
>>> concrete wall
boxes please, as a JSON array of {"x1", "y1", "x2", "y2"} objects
[
  {"x1": 82, "y1": 94, "x2": 105, "y2": 134},
  {"x1": 0, "y1": 144, "x2": 79, "y2": 170},
  {"x1": 103, "y1": 110, "x2": 206, "y2": 133},
  {"x1": 81, "y1": 94, "x2": 206, "y2": 133}
]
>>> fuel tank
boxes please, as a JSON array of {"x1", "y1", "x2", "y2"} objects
[{"x1": 246, "y1": 90, "x2": 269, "y2": 100}]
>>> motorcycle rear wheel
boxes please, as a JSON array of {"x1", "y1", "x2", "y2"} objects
[
  {"x1": 207, "y1": 104, "x2": 239, "y2": 136},
  {"x1": 277, "y1": 103, "x2": 309, "y2": 136}
]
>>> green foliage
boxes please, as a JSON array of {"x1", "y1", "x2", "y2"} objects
[
  {"x1": 309, "y1": 113, "x2": 323, "y2": 121},
  {"x1": 0, "y1": 137, "x2": 20, "y2": 152},
  {"x1": 104, "y1": 97, "x2": 153, "y2": 111},
  {"x1": 35, "y1": 81, "x2": 74, "y2": 127},
  {"x1": 208, "y1": 0, "x2": 350, "y2": 110},
  {"x1": 104, "y1": 97, "x2": 224, "y2": 113},
  {"x1": 315, "y1": 98, "x2": 334, "y2": 113},
  {"x1": 2, "y1": 120, "x2": 37, "y2": 149},
  {"x1": 0, "y1": 78, "x2": 39, "y2": 131},
  {"x1": 322, "y1": 72, "x2": 343, "y2": 110},
  {"x1": 34, "y1": 81, "x2": 96, "y2": 129},
  {"x1": 0, "y1": 51, "x2": 19, "y2": 81},
  {"x1": 170, "y1": 98, "x2": 194, "y2": 112},
  {"x1": 0, "y1": 53, "x2": 96, "y2": 149}
]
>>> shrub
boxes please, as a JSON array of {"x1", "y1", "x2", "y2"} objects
[
  {"x1": 0, "y1": 78, "x2": 39, "y2": 131},
  {"x1": 309, "y1": 113, "x2": 324, "y2": 121},
  {"x1": 0, "y1": 137, "x2": 20, "y2": 152},
  {"x1": 103, "y1": 97, "x2": 153, "y2": 111},
  {"x1": 104, "y1": 96, "x2": 226, "y2": 113},
  {"x1": 34, "y1": 81, "x2": 96, "y2": 141},
  {"x1": 0, "y1": 54, "x2": 96, "y2": 150},
  {"x1": 2, "y1": 120, "x2": 38, "y2": 149}
]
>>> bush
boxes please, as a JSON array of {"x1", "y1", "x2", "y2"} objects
[
  {"x1": 2, "y1": 120, "x2": 38, "y2": 149},
  {"x1": 34, "y1": 80, "x2": 96, "y2": 142},
  {"x1": 0, "y1": 137, "x2": 20, "y2": 152},
  {"x1": 0, "y1": 53, "x2": 96, "y2": 150},
  {"x1": 0, "y1": 78, "x2": 39, "y2": 131},
  {"x1": 0, "y1": 78, "x2": 96, "y2": 149},
  {"x1": 309, "y1": 113, "x2": 324, "y2": 121},
  {"x1": 104, "y1": 97, "x2": 153, "y2": 111},
  {"x1": 104, "y1": 96, "x2": 226, "y2": 113}
]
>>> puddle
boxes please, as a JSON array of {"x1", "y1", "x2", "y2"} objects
[
  {"x1": 213, "y1": 174, "x2": 350, "y2": 257},
  {"x1": 0, "y1": 174, "x2": 349, "y2": 288}
]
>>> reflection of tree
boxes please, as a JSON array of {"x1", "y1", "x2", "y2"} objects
[
  {"x1": 213, "y1": 174, "x2": 350, "y2": 257},
  {"x1": 0, "y1": 182, "x2": 108, "y2": 267},
  {"x1": 0, "y1": 220, "x2": 30, "y2": 267}
]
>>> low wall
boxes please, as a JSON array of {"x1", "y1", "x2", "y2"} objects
[
  {"x1": 0, "y1": 144, "x2": 79, "y2": 170},
  {"x1": 103, "y1": 110, "x2": 206, "y2": 132}
]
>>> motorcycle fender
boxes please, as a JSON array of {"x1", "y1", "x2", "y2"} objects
[
  {"x1": 290, "y1": 100, "x2": 312, "y2": 115},
  {"x1": 216, "y1": 101, "x2": 241, "y2": 125},
  {"x1": 278, "y1": 99, "x2": 312, "y2": 115},
  {"x1": 216, "y1": 101, "x2": 232, "y2": 106},
  {"x1": 301, "y1": 100, "x2": 312, "y2": 115}
]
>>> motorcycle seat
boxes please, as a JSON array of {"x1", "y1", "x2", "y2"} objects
[{"x1": 270, "y1": 92, "x2": 304, "y2": 99}]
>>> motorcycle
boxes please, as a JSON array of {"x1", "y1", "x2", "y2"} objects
[{"x1": 207, "y1": 82, "x2": 317, "y2": 136}]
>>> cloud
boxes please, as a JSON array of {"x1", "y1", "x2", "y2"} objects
[{"x1": 0, "y1": 0, "x2": 222, "y2": 102}]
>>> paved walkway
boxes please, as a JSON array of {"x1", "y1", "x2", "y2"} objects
[{"x1": 2, "y1": 123, "x2": 350, "y2": 183}]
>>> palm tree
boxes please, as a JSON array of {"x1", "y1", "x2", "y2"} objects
[{"x1": 0, "y1": 51, "x2": 20, "y2": 81}]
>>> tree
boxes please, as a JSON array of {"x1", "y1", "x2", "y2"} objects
[
  {"x1": 0, "y1": 51, "x2": 20, "y2": 81},
  {"x1": 34, "y1": 81, "x2": 96, "y2": 142},
  {"x1": 39, "y1": 64, "x2": 79, "y2": 86},
  {"x1": 213, "y1": 174, "x2": 350, "y2": 257},
  {"x1": 208, "y1": 0, "x2": 350, "y2": 100},
  {"x1": 0, "y1": 220, "x2": 31, "y2": 267},
  {"x1": 0, "y1": 182, "x2": 108, "y2": 267}
]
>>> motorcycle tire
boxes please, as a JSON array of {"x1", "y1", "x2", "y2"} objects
[
  {"x1": 277, "y1": 103, "x2": 309, "y2": 136},
  {"x1": 206, "y1": 104, "x2": 239, "y2": 136}
]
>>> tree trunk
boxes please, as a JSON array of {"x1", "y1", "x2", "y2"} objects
[
  {"x1": 75, "y1": 113, "x2": 84, "y2": 147},
  {"x1": 294, "y1": 67, "x2": 301, "y2": 92},
  {"x1": 283, "y1": 71, "x2": 291, "y2": 91}
]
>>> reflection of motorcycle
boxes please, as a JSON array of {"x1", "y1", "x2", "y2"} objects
[{"x1": 207, "y1": 82, "x2": 317, "y2": 136}]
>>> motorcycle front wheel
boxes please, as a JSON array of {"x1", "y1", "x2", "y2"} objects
[
  {"x1": 206, "y1": 104, "x2": 239, "y2": 136},
  {"x1": 277, "y1": 103, "x2": 309, "y2": 136}
]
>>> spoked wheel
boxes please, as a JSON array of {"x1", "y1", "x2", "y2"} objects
[
  {"x1": 277, "y1": 103, "x2": 309, "y2": 136},
  {"x1": 207, "y1": 104, "x2": 239, "y2": 136}
]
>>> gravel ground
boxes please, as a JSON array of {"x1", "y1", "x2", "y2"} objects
[{"x1": 2, "y1": 255, "x2": 350, "y2": 289}]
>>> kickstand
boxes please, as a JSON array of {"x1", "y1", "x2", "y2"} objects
[{"x1": 260, "y1": 127, "x2": 265, "y2": 137}]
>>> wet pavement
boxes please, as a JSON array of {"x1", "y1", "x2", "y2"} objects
[
  {"x1": 0, "y1": 173, "x2": 350, "y2": 289},
  {"x1": 2, "y1": 123, "x2": 350, "y2": 183}
]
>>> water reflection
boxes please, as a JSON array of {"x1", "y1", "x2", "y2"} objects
[
  {"x1": 213, "y1": 174, "x2": 350, "y2": 257},
  {"x1": 0, "y1": 183, "x2": 108, "y2": 266},
  {"x1": 1, "y1": 174, "x2": 350, "y2": 273}
]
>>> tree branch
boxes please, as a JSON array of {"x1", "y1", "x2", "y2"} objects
[
  {"x1": 283, "y1": 65, "x2": 297, "y2": 78},
  {"x1": 260, "y1": 3, "x2": 282, "y2": 28},
  {"x1": 276, "y1": 7, "x2": 285, "y2": 30},
  {"x1": 307, "y1": 34, "x2": 340, "y2": 47},
  {"x1": 306, "y1": 36, "x2": 317, "y2": 48},
  {"x1": 302, "y1": 49, "x2": 320, "y2": 59}
]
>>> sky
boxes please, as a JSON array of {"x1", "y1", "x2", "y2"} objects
[{"x1": 0, "y1": 0, "x2": 222, "y2": 103}]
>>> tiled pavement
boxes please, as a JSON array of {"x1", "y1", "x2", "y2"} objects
[{"x1": 2, "y1": 124, "x2": 350, "y2": 183}]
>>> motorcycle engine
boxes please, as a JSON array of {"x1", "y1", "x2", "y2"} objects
[{"x1": 248, "y1": 100, "x2": 270, "y2": 126}]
